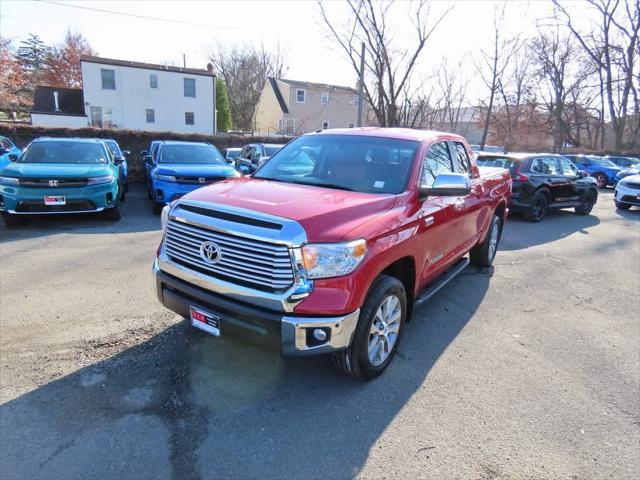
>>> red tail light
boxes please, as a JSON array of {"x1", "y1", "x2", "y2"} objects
[{"x1": 512, "y1": 164, "x2": 528, "y2": 182}]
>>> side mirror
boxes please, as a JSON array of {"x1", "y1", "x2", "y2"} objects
[
  {"x1": 577, "y1": 170, "x2": 588, "y2": 178},
  {"x1": 114, "y1": 157, "x2": 125, "y2": 165},
  {"x1": 419, "y1": 173, "x2": 471, "y2": 199},
  {"x1": 7, "y1": 153, "x2": 18, "y2": 162},
  {"x1": 140, "y1": 150, "x2": 148, "y2": 157},
  {"x1": 144, "y1": 155, "x2": 153, "y2": 165},
  {"x1": 122, "y1": 150, "x2": 130, "y2": 157}
]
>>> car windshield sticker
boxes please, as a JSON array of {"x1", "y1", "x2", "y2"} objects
[{"x1": 374, "y1": 181, "x2": 385, "y2": 188}]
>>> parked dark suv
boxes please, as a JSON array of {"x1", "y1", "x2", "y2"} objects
[
  {"x1": 477, "y1": 153, "x2": 599, "y2": 222},
  {"x1": 235, "y1": 143, "x2": 285, "y2": 174}
]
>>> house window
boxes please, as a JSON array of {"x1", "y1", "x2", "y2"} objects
[
  {"x1": 90, "y1": 106, "x2": 103, "y2": 127},
  {"x1": 296, "y1": 89, "x2": 306, "y2": 103},
  {"x1": 150, "y1": 74, "x2": 158, "y2": 89},
  {"x1": 320, "y1": 91, "x2": 329, "y2": 105},
  {"x1": 184, "y1": 78, "x2": 196, "y2": 97},
  {"x1": 348, "y1": 122, "x2": 355, "y2": 128},
  {"x1": 146, "y1": 109, "x2": 155, "y2": 123},
  {"x1": 101, "y1": 69, "x2": 115, "y2": 90},
  {"x1": 185, "y1": 112, "x2": 194, "y2": 125},
  {"x1": 322, "y1": 121, "x2": 330, "y2": 130}
]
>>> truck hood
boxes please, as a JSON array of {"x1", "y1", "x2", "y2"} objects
[
  {"x1": 183, "y1": 178, "x2": 396, "y2": 241},
  {"x1": 154, "y1": 163, "x2": 238, "y2": 177},
  {"x1": 1, "y1": 162, "x2": 111, "y2": 178}
]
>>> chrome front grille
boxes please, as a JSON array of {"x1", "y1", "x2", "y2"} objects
[{"x1": 164, "y1": 218, "x2": 295, "y2": 292}]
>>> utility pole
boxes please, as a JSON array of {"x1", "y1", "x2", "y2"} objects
[
  {"x1": 357, "y1": 42, "x2": 365, "y2": 127},
  {"x1": 183, "y1": 53, "x2": 186, "y2": 68}
]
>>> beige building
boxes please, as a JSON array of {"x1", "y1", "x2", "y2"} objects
[{"x1": 253, "y1": 77, "x2": 360, "y2": 136}]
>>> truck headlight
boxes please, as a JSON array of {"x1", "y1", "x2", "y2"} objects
[
  {"x1": 154, "y1": 173, "x2": 176, "y2": 182},
  {"x1": 0, "y1": 176, "x2": 20, "y2": 186},
  {"x1": 302, "y1": 239, "x2": 367, "y2": 279},
  {"x1": 87, "y1": 175, "x2": 114, "y2": 185}
]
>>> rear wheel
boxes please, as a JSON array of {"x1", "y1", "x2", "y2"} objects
[
  {"x1": 523, "y1": 192, "x2": 548, "y2": 222},
  {"x1": 470, "y1": 214, "x2": 501, "y2": 267},
  {"x1": 1, "y1": 212, "x2": 22, "y2": 227},
  {"x1": 594, "y1": 173, "x2": 607, "y2": 188},
  {"x1": 615, "y1": 201, "x2": 631, "y2": 210},
  {"x1": 332, "y1": 275, "x2": 406, "y2": 380},
  {"x1": 575, "y1": 191, "x2": 596, "y2": 215}
]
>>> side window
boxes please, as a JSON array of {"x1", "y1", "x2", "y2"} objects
[
  {"x1": 451, "y1": 142, "x2": 470, "y2": 174},
  {"x1": 101, "y1": 69, "x2": 115, "y2": 90},
  {"x1": 574, "y1": 157, "x2": 587, "y2": 166},
  {"x1": 531, "y1": 158, "x2": 561, "y2": 175},
  {"x1": 421, "y1": 142, "x2": 454, "y2": 188},
  {"x1": 558, "y1": 157, "x2": 578, "y2": 176},
  {"x1": 240, "y1": 146, "x2": 250, "y2": 159}
]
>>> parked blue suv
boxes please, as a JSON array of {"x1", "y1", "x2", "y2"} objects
[
  {"x1": 564, "y1": 155, "x2": 621, "y2": 188},
  {"x1": 0, "y1": 135, "x2": 22, "y2": 169},
  {"x1": 148, "y1": 141, "x2": 239, "y2": 214}
]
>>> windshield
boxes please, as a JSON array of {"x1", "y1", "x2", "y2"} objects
[
  {"x1": 477, "y1": 156, "x2": 519, "y2": 172},
  {"x1": 253, "y1": 134, "x2": 419, "y2": 194},
  {"x1": 18, "y1": 141, "x2": 107, "y2": 164},
  {"x1": 225, "y1": 149, "x2": 241, "y2": 159},
  {"x1": 158, "y1": 144, "x2": 226, "y2": 164},
  {"x1": 104, "y1": 140, "x2": 122, "y2": 157},
  {"x1": 264, "y1": 146, "x2": 283, "y2": 156},
  {"x1": 589, "y1": 157, "x2": 618, "y2": 168}
]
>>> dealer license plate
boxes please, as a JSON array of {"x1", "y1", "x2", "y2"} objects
[
  {"x1": 190, "y1": 306, "x2": 221, "y2": 336},
  {"x1": 44, "y1": 196, "x2": 66, "y2": 206}
]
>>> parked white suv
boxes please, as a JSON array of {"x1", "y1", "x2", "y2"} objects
[{"x1": 614, "y1": 174, "x2": 640, "y2": 210}]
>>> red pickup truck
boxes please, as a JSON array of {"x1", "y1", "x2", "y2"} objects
[{"x1": 154, "y1": 128, "x2": 511, "y2": 379}]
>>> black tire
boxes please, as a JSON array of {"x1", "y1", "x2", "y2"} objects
[
  {"x1": 120, "y1": 186, "x2": 126, "y2": 202},
  {"x1": 152, "y1": 203, "x2": 163, "y2": 215},
  {"x1": 104, "y1": 205, "x2": 122, "y2": 221},
  {"x1": 470, "y1": 214, "x2": 502, "y2": 267},
  {"x1": 575, "y1": 190, "x2": 596, "y2": 215},
  {"x1": 594, "y1": 173, "x2": 607, "y2": 189},
  {"x1": 523, "y1": 191, "x2": 549, "y2": 222},
  {"x1": 615, "y1": 201, "x2": 631, "y2": 210},
  {"x1": 1, "y1": 212, "x2": 22, "y2": 227},
  {"x1": 125, "y1": 181, "x2": 129, "y2": 193},
  {"x1": 332, "y1": 275, "x2": 407, "y2": 380}
]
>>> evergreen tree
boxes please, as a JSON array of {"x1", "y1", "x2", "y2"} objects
[{"x1": 216, "y1": 78, "x2": 233, "y2": 132}]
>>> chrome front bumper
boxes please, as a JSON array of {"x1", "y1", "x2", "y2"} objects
[{"x1": 154, "y1": 260, "x2": 360, "y2": 356}]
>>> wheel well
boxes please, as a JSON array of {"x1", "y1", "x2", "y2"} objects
[
  {"x1": 380, "y1": 256, "x2": 416, "y2": 322},
  {"x1": 494, "y1": 201, "x2": 507, "y2": 222}
]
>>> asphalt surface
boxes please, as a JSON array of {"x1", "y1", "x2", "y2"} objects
[{"x1": 1, "y1": 185, "x2": 638, "y2": 480}]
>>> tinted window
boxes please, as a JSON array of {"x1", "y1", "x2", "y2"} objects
[
  {"x1": 589, "y1": 157, "x2": 617, "y2": 168},
  {"x1": 531, "y1": 157, "x2": 561, "y2": 175},
  {"x1": 1, "y1": 137, "x2": 15, "y2": 149},
  {"x1": 558, "y1": 157, "x2": 579, "y2": 176},
  {"x1": 19, "y1": 141, "x2": 108, "y2": 164},
  {"x1": 421, "y1": 142, "x2": 454, "y2": 188},
  {"x1": 101, "y1": 69, "x2": 115, "y2": 89},
  {"x1": 476, "y1": 156, "x2": 517, "y2": 170},
  {"x1": 264, "y1": 146, "x2": 282, "y2": 156},
  {"x1": 159, "y1": 144, "x2": 225, "y2": 164},
  {"x1": 572, "y1": 157, "x2": 589, "y2": 166},
  {"x1": 254, "y1": 134, "x2": 419, "y2": 194},
  {"x1": 104, "y1": 140, "x2": 122, "y2": 157},
  {"x1": 452, "y1": 142, "x2": 470, "y2": 173},
  {"x1": 184, "y1": 78, "x2": 196, "y2": 97}
]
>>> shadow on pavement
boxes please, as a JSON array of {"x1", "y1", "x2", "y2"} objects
[
  {"x1": 0, "y1": 183, "x2": 160, "y2": 244},
  {"x1": 0, "y1": 266, "x2": 492, "y2": 480},
  {"x1": 500, "y1": 209, "x2": 600, "y2": 251}
]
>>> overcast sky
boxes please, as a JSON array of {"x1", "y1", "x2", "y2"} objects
[{"x1": 2, "y1": 0, "x2": 593, "y2": 103}]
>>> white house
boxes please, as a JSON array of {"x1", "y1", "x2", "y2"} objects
[{"x1": 80, "y1": 56, "x2": 216, "y2": 135}]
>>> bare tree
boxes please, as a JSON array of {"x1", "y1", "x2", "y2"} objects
[
  {"x1": 554, "y1": 0, "x2": 640, "y2": 150},
  {"x1": 206, "y1": 44, "x2": 287, "y2": 131},
  {"x1": 318, "y1": 0, "x2": 452, "y2": 127},
  {"x1": 475, "y1": 6, "x2": 521, "y2": 150}
]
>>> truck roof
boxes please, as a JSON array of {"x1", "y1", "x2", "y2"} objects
[{"x1": 309, "y1": 127, "x2": 467, "y2": 143}]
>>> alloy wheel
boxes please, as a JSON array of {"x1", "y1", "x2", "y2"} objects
[{"x1": 368, "y1": 294, "x2": 402, "y2": 367}]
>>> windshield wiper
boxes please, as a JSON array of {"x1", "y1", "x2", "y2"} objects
[{"x1": 289, "y1": 180, "x2": 355, "y2": 191}]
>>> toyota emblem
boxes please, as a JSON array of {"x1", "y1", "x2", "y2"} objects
[{"x1": 199, "y1": 241, "x2": 221, "y2": 264}]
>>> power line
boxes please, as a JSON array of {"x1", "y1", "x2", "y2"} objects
[{"x1": 33, "y1": 0, "x2": 232, "y2": 30}]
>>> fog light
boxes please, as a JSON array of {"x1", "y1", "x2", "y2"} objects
[{"x1": 312, "y1": 328, "x2": 327, "y2": 342}]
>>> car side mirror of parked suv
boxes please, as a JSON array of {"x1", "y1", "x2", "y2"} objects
[
  {"x1": 113, "y1": 157, "x2": 125, "y2": 165},
  {"x1": 144, "y1": 155, "x2": 153, "y2": 165},
  {"x1": 122, "y1": 150, "x2": 130, "y2": 157},
  {"x1": 420, "y1": 173, "x2": 471, "y2": 199},
  {"x1": 7, "y1": 153, "x2": 18, "y2": 162},
  {"x1": 577, "y1": 170, "x2": 588, "y2": 178}
]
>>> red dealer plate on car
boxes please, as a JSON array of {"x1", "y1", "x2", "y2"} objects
[
  {"x1": 190, "y1": 306, "x2": 221, "y2": 336},
  {"x1": 44, "y1": 196, "x2": 66, "y2": 206}
]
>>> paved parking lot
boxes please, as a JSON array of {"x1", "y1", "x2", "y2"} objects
[{"x1": 1, "y1": 185, "x2": 638, "y2": 480}]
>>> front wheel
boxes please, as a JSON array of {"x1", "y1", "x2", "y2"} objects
[
  {"x1": 332, "y1": 275, "x2": 406, "y2": 380},
  {"x1": 470, "y1": 214, "x2": 502, "y2": 267},
  {"x1": 615, "y1": 201, "x2": 631, "y2": 210},
  {"x1": 104, "y1": 205, "x2": 122, "y2": 221},
  {"x1": 594, "y1": 173, "x2": 607, "y2": 189},
  {"x1": 1, "y1": 212, "x2": 22, "y2": 227},
  {"x1": 575, "y1": 191, "x2": 596, "y2": 215}
]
